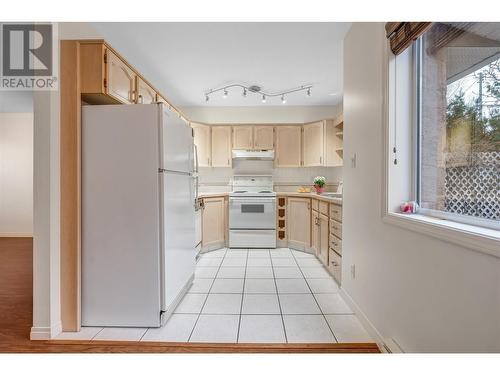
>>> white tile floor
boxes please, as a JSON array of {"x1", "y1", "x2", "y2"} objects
[{"x1": 56, "y1": 248, "x2": 374, "y2": 344}]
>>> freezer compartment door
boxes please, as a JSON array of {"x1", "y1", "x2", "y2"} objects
[
  {"x1": 160, "y1": 172, "x2": 196, "y2": 311},
  {"x1": 229, "y1": 229, "x2": 277, "y2": 249},
  {"x1": 159, "y1": 105, "x2": 194, "y2": 173}
]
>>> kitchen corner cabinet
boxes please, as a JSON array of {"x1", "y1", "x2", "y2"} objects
[
  {"x1": 303, "y1": 121, "x2": 324, "y2": 167},
  {"x1": 192, "y1": 123, "x2": 211, "y2": 167},
  {"x1": 232, "y1": 126, "x2": 254, "y2": 150},
  {"x1": 211, "y1": 126, "x2": 232, "y2": 167},
  {"x1": 253, "y1": 126, "x2": 274, "y2": 150},
  {"x1": 275, "y1": 126, "x2": 302, "y2": 167},
  {"x1": 287, "y1": 197, "x2": 311, "y2": 249},
  {"x1": 202, "y1": 197, "x2": 226, "y2": 249}
]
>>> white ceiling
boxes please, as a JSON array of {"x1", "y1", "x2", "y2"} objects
[{"x1": 91, "y1": 23, "x2": 350, "y2": 107}]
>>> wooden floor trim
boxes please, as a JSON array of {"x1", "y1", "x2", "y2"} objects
[{"x1": 2, "y1": 340, "x2": 380, "y2": 353}]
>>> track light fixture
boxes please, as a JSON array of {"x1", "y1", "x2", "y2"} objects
[{"x1": 204, "y1": 83, "x2": 313, "y2": 104}]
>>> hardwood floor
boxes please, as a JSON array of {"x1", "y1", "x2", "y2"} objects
[{"x1": 0, "y1": 238, "x2": 380, "y2": 353}]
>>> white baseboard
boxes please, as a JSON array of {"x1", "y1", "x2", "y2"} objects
[
  {"x1": 50, "y1": 320, "x2": 63, "y2": 338},
  {"x1": 30, "y1": 326, "x2": 51, "y2": 340},
  {"x1": 339, "y1": 287, "x2": 404, "y2": 353},
  {"x1": 30, "y1": 320, "x2": 63, "y2": 340}
]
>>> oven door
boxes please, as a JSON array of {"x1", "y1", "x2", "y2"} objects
[{"x1": 229, "y1": 197, "x2": 276, "y2": 229}]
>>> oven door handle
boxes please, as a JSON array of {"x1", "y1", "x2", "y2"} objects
[{"x1": 230, "y1": 198, "x2": 276, "y2": 203}]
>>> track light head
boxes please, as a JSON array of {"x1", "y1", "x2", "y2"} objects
[
  {"x1": 281, "y1": 94, "x2": 287, "y2": 104},
  {"x1": 243, "y1": 88, "x2": 247, "y2": 97},
  {"x1": 223, "y1": 89, "x2": 228, "y2": 99},
  {"x1": 205, "y1": 94, "x2": 209, "y2": 102},
  {"x1": 307, "y1": 88, "x2": 311, "y2": 97},
  {"x1": 262, "y1": 94, "x2": 266, "y2": 103}
]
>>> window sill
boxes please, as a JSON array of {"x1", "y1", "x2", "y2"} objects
[{"x1": 382, "y1": 212, "x2": 500, "y2": 259}]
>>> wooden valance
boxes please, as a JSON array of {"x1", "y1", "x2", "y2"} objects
[{"x1": 385, "y1": 22, "x2": 433, "y2": 55}]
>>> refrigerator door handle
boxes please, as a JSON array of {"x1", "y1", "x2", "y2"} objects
[
  {"x1": 194, "y1": 144, "x2": 199, "y2": 174},
  {"x1": 193, "y1": 175, "x2": 199, "y2": 203}
]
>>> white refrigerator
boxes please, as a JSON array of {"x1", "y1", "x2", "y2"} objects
[{"x1": 81, "y1": 103, "x2": 196, "y2": 327}]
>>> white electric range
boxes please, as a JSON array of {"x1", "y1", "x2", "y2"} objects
[{"x1": 229, "y1": 176, "x2": 277, "y2": 248}]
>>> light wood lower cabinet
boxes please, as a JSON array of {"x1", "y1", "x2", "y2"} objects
[
  {"x1": 318, "y1": 212, "x2": 329, "y2": 266},
  {"x1": 287, "y1": 197, "x2": 311, "y2": 249},
  {"x1": 311, "y1": 210, "x2": 319, "y2": 255},
  {"x1": 312, "y1": 208, "x2": 329, "y2": 266},
  {"x1": 202, "y1": 197, "x2": 226, "y2": 248},
  {"x1": 328, "y1": 249, "x2": 342, "y2": 282}
]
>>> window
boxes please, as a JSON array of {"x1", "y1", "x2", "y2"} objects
[{"x1": 416, "y1": 23, "x2": 500, "y2": 229}]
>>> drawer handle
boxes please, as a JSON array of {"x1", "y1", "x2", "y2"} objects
[{"x1": 331, "y1": 261, "x2": 339, "y2": 266}]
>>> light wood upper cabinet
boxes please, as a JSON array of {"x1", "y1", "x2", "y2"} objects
[
  {"x1": 135, "y1": 77, "x2": 156, "y2": 104},
  {"x1": 106, "y1": 49, "x2": 136, "y2": 104},
  {"x1": 254, "y1": 126, "x2": 274, "y2": 150},
  {"x1": 303, "y1": 121, "x2": 324, "y2": 167},
  {"x1": 325, "y1": 119, "x2": 343, "y2": 166},
  {"x1": 202, "y1": 197, "x2": 226, "y2": 248},
  {"x1": 287, "y1": 197, "x2": 311, "y2": 249},
  {"x1": 211, "y1": 126, "x2": 232, "y2": 167},
  {"x1": 232, "y1": 126, "x2": 253, "y2": 150},
  {"x1": 275, "y1": 126, "x2": 302, "y2": 167},
  {"x1": 192, "y1": 123, "x2": 211, "y2": 167}
]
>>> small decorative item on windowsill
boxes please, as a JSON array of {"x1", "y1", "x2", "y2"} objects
[
  {"x1": 400, "y1": 201, "x2": 419, "y2": 214},
  {"x1": 313, "y1": 176, "x2": 326, "y2": 194}
]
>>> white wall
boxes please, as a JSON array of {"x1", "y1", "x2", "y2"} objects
[
  {"x1": 0, "y1": 113, "x2": 33, "y2": 236},
  {"x1": 0, "y1": 91, "x2": 33, "y2": 112},
  {"x1": 342, "y1": 23, "x2": 500, "y2": 352},
  {"x1": 181, "y1": 105, "x2": 341, "y2": 124}
]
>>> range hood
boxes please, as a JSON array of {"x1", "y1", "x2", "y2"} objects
[{"x1": 232, "y1": 150, "x2": 275, "y2": 160}]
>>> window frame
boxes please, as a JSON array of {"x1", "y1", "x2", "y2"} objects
[
  {"x1": 382, "y1": 28, "x2": 500, "y2": 259},
  {"x1": 413, "y1": 37, "x2": 500, "y2": 232}
]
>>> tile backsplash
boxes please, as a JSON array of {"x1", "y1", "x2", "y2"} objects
[{"x1": 198, "y1": 159, "x2": 342, "y2": 193}]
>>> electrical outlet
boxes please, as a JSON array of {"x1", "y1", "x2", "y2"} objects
[
  {"x1": 351, "y1": 153, "x2": 357, "y2": 168},
  {"x1": 351, "y1": 264, "x2": 356, "y2": 279}
]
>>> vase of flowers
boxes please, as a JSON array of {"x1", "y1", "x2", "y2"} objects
[{"x1": 313, "y1": 176, "x2": 326, "y2": 194}]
